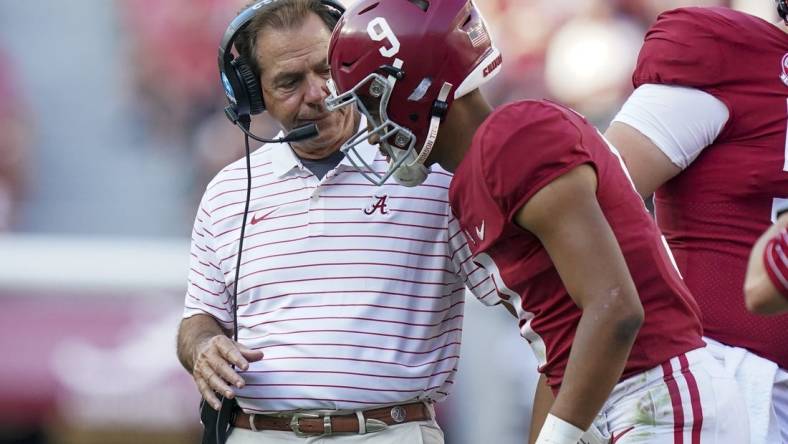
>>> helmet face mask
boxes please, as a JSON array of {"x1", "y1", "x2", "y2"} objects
[
  {"x1": 326, "y1": 73, "x2": 422, "y2": 186},
  {"x1": 326, "y1": 0, "x2": 502, "y2": 186}
]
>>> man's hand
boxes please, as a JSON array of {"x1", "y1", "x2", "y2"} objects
[
  {"x1": 192, "y1": 335, "x2": 264, "y2": 410},
  {"x1": 176, "y1": 314, "x2": 264, "y2": 410}
]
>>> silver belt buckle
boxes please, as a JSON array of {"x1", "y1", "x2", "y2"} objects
[{"x1": 290, "y1": 412, "x2": 320, "y2": 437}]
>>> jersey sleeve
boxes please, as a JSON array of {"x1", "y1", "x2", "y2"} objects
[
  {"x1": 611, "y1": 84, "x2": 729, "y2": 169},
  {"x1": 183, "y1": 192, "x2": 233, "y2": 328},
  {"x1": 632, "y1": 8, "x2": 724, "y2": 90},
  {"x1": 478, "y1": 102, "x2": 594, "y2": 221}
]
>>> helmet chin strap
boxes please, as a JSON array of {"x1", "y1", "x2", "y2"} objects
[
  {"x1": 393, "y1": 82, "x2": 453, "y2": 187},
  {"x1": 392, "y1": 152, "x2": 429, "y2": 187}
]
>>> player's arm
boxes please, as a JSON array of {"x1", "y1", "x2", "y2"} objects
[
  {"x1": 744, "y1": 213, "x2": 788, "y2": 315},
  {"x1": 604, "y1": 84, "x2": 729, "y2": 198},
  {"x1": 528, "y1": 374, "x2": 555, "y2": 444},
  {"x1": 177, "y1": 314, "x2": 263, "y2": 410},
  {"x1": 515, "y1": 163, "x2": 643, "y2": 440},
  {"x1": 604, "y1": 122, "x2": 680, "y2": 199}
]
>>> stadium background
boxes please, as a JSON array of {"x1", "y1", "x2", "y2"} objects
[{"x1": 0, "y1": 0, "x2": 777, "y2": 443}]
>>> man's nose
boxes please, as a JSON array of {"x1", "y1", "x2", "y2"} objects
[{"x1": 304, "y1": 73, "x2": 329, "y2": 106}]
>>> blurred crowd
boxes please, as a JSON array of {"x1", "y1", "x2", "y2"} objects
[
  {"x1": 0, "y1": 48, "x2": 31, "y2": 231},
  {"x1": 0, "y1": 0, "x2": 777, "y2": 233},
  {"x1": 118, "y1": 0, "x2": 279, "y2": 199}
]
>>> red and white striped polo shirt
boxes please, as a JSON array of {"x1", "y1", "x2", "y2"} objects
[{"x1": 184, "y1": 136, "x2": 495, "y2": 413}]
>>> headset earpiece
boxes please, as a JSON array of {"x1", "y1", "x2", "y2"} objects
[
  {"x1": 232, "y1": 56, "x2": 265, "y2": 115},
  {"x1": 778, "y1": 0, "x2": 788, "y2": 22}
]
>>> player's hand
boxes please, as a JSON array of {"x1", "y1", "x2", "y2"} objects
[
  {"x1": 579, "y1": 422, "x2": 611, "y2": 444},
  {"x1": 192, "y1": 335, "x2": 264, "y2": 410}
]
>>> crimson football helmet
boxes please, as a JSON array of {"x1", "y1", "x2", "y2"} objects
[{"x1": 325, "y1": 0, "x2": 502, "y2": 186}]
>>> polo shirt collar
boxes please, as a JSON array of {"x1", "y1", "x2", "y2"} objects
[
  {"x1": 268, "y1": 114, "x2": 381, "y2": 178},
  {"x1": 269, "y1": 135, "x2": 301, "y2": 178}
]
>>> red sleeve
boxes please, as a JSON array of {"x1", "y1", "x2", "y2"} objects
[
  {"x1": 632, "y1": 8, "x2": 725, "y2": 90},
  {"x1": 476, "y1": 101, "x2": 595, "y2": 221},
  {"x1": 764, "y1": 228, "x2": 788, "y2": 299}
]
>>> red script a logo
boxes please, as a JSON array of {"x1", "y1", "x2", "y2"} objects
[{"x1": 364, "y1": 195, "x2": 389, "y2": 215}]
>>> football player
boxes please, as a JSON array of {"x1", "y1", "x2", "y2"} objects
[
  {"x1": 604, "y1": 4, "x2": 788, "y2": 443},
  {"x1": 325, "y1": 0, "x2": 749, "y2": 442}
]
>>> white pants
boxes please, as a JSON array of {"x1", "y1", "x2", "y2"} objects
[
  {"x1": 226, "y1": 404, "x2": 444, "y2": 444},
  {"x1": 704, "y1": 337, "x2": 788, "y2": 444},
  {"x1": 592, "y1": 347, "x2": 749, "y2": 443}
]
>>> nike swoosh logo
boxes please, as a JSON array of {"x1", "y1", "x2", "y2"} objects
[
  {"x1": 611, "y1": 426, "x2": 634, "y2": 443},
  {"x1": 251, "y1": 207, "x2": 279, "y2": 225},
  {"x1": 475, "y1": 220, "x2": 485, "y2": 241}
]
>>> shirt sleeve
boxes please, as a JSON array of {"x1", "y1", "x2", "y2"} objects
[
  {"x1": 764, "y1": 227, "x2": 788, "y2": 300},
  {"x1": 611, "y1": 84, "x2": 729, "y2": 170},
  {"x1": 183, "y1": 192, "x2": 233, "y2": 328},
  {"x1": 446, "y1": 208, "x2": 500, "y2": 306},
  {"x1": 479, "y1": 102, "x2": 594, "y2": 221},
  {"x1": 632, "y1": 8, "x2": 724, "y2": 90}
]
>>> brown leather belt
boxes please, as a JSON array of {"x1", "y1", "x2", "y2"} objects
[{"x1": 233, "y1": 401, "x2": 430, "y2": 436}]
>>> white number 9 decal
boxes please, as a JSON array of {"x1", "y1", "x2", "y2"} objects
[{"x1": 367, "y1": 17, "x2": 400, "y2": 58}]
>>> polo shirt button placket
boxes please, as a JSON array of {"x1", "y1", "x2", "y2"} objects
[{"x1": 308, "y1": 186, "x2": 325, "y2": 236}]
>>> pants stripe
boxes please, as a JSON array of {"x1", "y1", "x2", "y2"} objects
[
  {"x1": 662, "y1": 359, "x2": 684, "y2": 444},
  {"x1": 678, "y1": 354, "x2": 703, "y2": 444}
]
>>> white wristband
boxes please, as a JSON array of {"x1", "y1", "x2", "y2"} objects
[{"x1": 535, "y1": 413, "x2": 585, "y2": 444}]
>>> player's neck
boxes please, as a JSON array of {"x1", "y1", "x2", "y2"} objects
[{"x1": 430, "y1": 90, "x2": 492, "y2": 172}]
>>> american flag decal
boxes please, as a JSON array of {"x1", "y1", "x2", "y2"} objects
[{"x1": 468, "y1": 23, "x2": 489, "y2": 47}]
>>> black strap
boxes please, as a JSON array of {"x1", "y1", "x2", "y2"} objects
[{"x1": 200, "y1": 120, "x2": 254, "y2": 444}]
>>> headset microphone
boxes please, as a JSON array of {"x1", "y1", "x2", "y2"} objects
[
  {"x1": 277, "y1": 123, "x2": 319, "y2": 142},
  {"x1": 232, "y1": 117, "x2": 319, "y2": 144}
]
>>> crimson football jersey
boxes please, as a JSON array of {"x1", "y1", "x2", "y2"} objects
[
  {"x1": 449, "y1": 100, "x2": 704, "y2": 388},
  {"x1": 633, "y1": 7, "x2": 788, "y2": 368}
]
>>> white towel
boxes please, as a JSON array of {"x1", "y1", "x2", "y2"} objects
[{"x1": 704, "y1": 337, "x2": 780, "y2": 444}]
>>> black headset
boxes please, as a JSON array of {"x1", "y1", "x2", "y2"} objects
[
  {"x1": 217, "y1": 0, "x2": 345, "y2": 123},
  {"x1": 778, "y1": 0, "x2": 788, "y2": 22}
]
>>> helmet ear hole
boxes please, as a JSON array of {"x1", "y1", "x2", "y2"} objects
[{"x1": 407, "y1": 0, "x2": 430, "y2": 11}]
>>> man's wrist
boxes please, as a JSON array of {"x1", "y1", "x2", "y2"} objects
[{"x1": 535, "y1": 413, "x2": 585, "y2": 444}]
